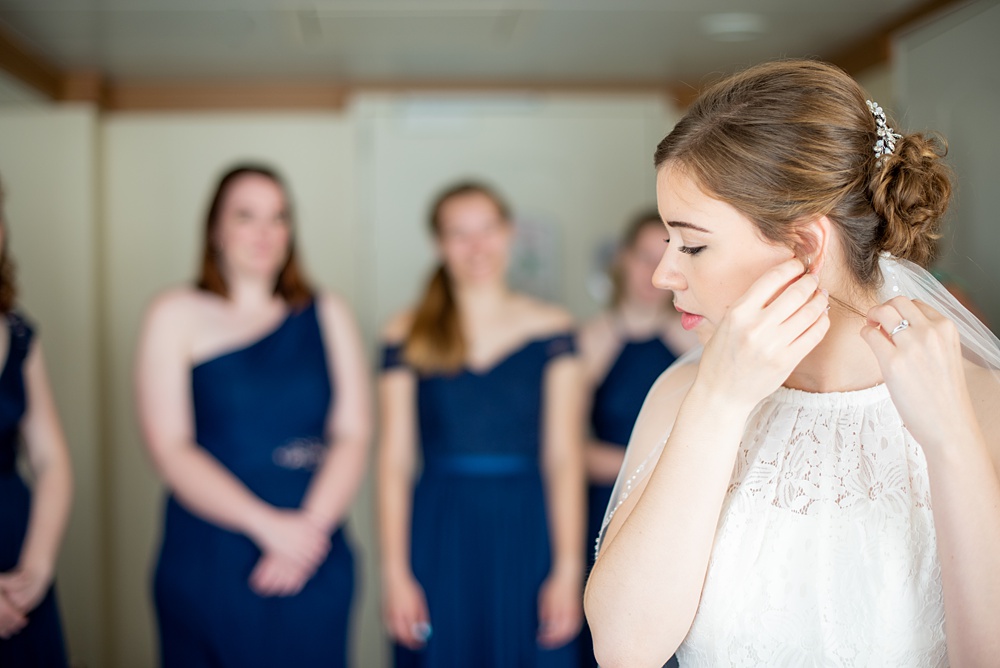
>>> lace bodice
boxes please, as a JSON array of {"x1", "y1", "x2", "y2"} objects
[{"x1": 678, "y1": 383, "x2": 947, "y2": 668}]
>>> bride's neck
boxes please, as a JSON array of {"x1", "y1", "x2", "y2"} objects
[{"x1": 783, "y1": 297, "x2": 883, "y2": 393}]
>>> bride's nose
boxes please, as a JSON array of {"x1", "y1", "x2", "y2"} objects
[{"x1": 652, "y1": 249, "x2": 685, "y2": 292}]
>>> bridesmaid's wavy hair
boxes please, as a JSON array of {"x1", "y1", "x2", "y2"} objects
[
  {"x1": 197, "y1": 164, "x2": 313, "y2": 309},
  {"x1": 654, "y1": 59, "x2": 951, "y2": 287},
  {"x1": 0, "y1": 180, "x2": 17, "y2": 314},
  {"x1": 404, "y1": 181, "x2": 512, "y2": 374}
]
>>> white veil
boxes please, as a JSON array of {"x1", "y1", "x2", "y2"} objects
[{"x1": 596, "y1": 252, "x2": 1000, "y2": 556}]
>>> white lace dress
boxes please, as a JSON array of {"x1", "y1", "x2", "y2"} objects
[{"x1": 677, "y1": 383, "x2": 948, "y2": 668}]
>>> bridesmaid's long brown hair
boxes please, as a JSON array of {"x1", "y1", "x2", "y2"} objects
[
  {"x1": 0, "y1": 180, "x2": 17, "y2": 314},
  {"x1": 404, "y1": 182, "x2": 511, "y2": 374},
  {"x1": 197, "y1": 164, "x2": 313, "y2": 309}
]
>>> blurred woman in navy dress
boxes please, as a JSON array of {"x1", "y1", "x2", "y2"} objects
[
  {"x1": 378, "y1": 182, "x2": 584, "y2": 667},
  {"x1": 0, "y1": 179, "x2": 73, "y2": 667},
  {"x1": 577, "y1": 211, "x2": 695, "y2": 668},
  {"x1": 136, "y1": 165, "x2": 371, "y2": 668}
]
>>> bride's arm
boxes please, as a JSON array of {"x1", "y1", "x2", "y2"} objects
[
  {"x1": 583, "y1": 369, "x2": 751, "y2": 667},
  {"x1": 926, "y1": 364, "x2": 1000, "y2": 666},
  {"x1": 863, "y1": 299, "x2": 1000, "y2": 666},
  {"x1": 927, "y1": 416, "x2": 1000, "y2": 667},
  {"x1": 585, "y1": 258, "x2": 827, "y2": 667}
]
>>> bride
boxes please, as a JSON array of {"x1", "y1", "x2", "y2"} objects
[{"x1": 584, "y1": 59, "x2": 1000, "y2": 667}]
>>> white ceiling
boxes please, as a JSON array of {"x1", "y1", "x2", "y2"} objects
[{"x1": 0, "y1": 0, "x2": 939, "y2": 87}]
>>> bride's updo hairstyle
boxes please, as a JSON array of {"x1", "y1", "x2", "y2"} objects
[{"x1": 654, "y1": 59, "x2": 951, "y2": 288}]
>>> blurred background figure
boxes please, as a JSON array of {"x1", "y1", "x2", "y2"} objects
[
  {"x1": 0, "y1": 178, "x2": 74, "y2": 667},
  {"x1": 378, "y1": 182, "x2": 584, "y2": 667},
  {"x1": 576, "y1": 210, "x2": 695, "y2": 668},
  {"x1": 135, "y1": 165, "x2": 371, "y2": 668}
]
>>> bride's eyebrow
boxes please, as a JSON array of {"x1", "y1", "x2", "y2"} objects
[{"x1": 665, "y1": 220, "x2": 712, "y2": 234}]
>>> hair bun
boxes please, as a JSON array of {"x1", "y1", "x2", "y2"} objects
[{"x1": 869, "y1": 132, "x2": 951, "y2": 267}]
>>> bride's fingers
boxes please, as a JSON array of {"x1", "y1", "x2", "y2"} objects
[
  {"x1": 866, "y1": 302, "x2": 906, "y2": 341},
  {"x1": 787, "y1": 304, "x2": 831, "y2": 359},
  {"x1": 762, "y1": 272, "x2": 822, "y2": 327},
  {"x1": 910, "y1": 299, "x2": 945, "y2": 322},
  {"x1": 774, "y1": 283, "x2": 828, "y2": 341},
  {"x1": 867, "y1": 298, "x2": 937, "y2": 348},
  {"x1": 735, "y1": 258, "x2": 808, "y2": 312},
  {"x1": 861, "y1": 321, "x2": 895, "y2": 360}
]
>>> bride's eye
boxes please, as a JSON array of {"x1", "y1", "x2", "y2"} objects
[{"x1": 680, "y1": 246, "x2": 706, "y2": 256}]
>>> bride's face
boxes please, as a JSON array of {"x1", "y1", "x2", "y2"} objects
[{"x1": 652, "y1": 164, "x2": 796, "y2": 344}]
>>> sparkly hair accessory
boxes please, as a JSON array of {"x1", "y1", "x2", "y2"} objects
[{"x1": 866, "y1": 99, "x2": 902, "y2": 165}]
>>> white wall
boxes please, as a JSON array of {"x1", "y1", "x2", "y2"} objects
[
  {"x1": 854, "y1": 62, "x2": 894, "y2": 114},
  {"x1": 356, "y1": 93, "x2": 678, "y2": 332},
  {"x1": 895, "y1": 0, "x2": 1000, "y2": 327},
  {"x1": 0, "y1": 104, "x2": 105, "y2": 668}
]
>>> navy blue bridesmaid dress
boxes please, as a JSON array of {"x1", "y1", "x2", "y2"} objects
[
  {"x1": 0, "y1": 312, "x2": 69, "y2": 668},
  {"x1": 383, "y1": 333, "x2": 580, "y2": 668},
  {"x1": 153, "y1": 301, "x2": 354, "y2": 668},
  {"x1": 581, "y1": 336, "x2": 678, "y2": 668}
]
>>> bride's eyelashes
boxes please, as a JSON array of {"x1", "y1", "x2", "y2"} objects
[{"x1": 663, "y1": 237, "x2": 707, "y2": 256}]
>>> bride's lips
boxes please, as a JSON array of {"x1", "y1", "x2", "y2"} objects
[{"x1": 675, "y1": 304, "x2": 704, "y2": 331}]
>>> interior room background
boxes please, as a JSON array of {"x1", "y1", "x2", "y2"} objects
[{"x1": 0, "y1": 1, "x2": 997, "y2": 665}]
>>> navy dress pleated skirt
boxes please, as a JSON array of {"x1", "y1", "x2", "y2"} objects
[
  {"x1": 153, "y1": 301, "x2": 354, "y2": 668},
  {"x1": 383, "y1": 333, "x2": 580, "y2": 668},
  {"x1": 0, "y1": 312, "x2": 69, "y2": 668},
  {"x1": 581, "y1": 337, "x2": 678, "y2": 668}
]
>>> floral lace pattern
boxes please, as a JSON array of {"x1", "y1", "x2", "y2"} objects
[{"x1": 678, "y1": 384, "x2": 947, "y2": 668}]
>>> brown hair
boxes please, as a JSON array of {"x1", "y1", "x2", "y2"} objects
[
  {"x1": 654, "y1": 59, "x2": 951, "y2": 287},
  {"x1": 0, "y1": 180, "x2": 17, "y2": 314},
  {"x1": 610, "y1": 208, "x2": 663, "y2": 308},
  {"x1": 403, "y1": 181, "x2": 511, "y2": 374},
  {"x1": 197, "y1": 164, "x2": 313, "y2": 309}
]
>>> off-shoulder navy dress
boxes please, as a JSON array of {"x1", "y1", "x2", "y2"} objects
[
  {"x1": 383, "y1": 333, "x2": 579, "y2": 668},
  {"x1": 0, "y1": 312, "x2": 69, "y2": 668},
  {"x1": 581, "y1": 336, "x2": 678, "y2": 668},
  {"x1": 153, "y1": 302, "x2": 354, "y2": 668}
]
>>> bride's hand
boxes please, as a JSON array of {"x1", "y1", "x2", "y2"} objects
[
  {"x1": 862, "y1": 297, "x2": 977, "y2": 449},
  {"x1": 696, "y1": 258, "x2": 830, "y2": 410}
]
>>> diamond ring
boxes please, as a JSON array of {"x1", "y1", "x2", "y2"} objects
[{"x1": 889, "y1": 319, "x2": 910, "y2": 337}]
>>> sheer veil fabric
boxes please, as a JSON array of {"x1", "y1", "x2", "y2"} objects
[{"x1": 595, "y1": 253, "x2": 1000, "y2": 665}]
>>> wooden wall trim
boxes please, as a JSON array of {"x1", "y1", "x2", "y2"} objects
[
  {"x1": 104, "y1": 82, "x2": 348, "y2": 112},
  {"x1": 60, "y1": 71, "x2": 107, "y2": 104},
  {"x1": 0, "y1": 22, "x2": 62, "y2": 99},
  {"x1": 102, "y1": 79, "x2": 676, "y2": 111}
]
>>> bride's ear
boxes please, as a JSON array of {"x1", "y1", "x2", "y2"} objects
[{"x1": 793, "y1": 216, "x2": 832, "y2": 275}]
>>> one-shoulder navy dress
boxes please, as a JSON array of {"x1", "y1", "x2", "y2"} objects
[
  {"x1": 383, "y1": 333, "x2": 580, "y2": 668},
  {"x1": 580, "y1": 336, "x2": 678, "y2": 668},
  {"x1": 0, "y1": 312, "x2": 69, "y2": 668},
  {"x1": 153, "y1": 302, "x2": 354, "y2": 668}
]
